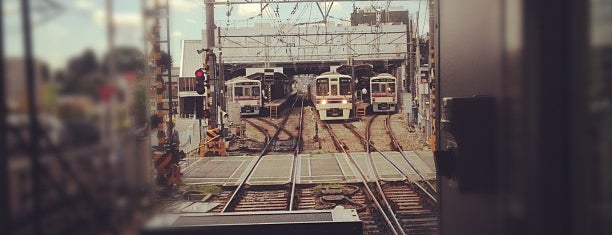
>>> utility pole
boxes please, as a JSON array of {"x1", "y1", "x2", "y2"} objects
[
  {"x1": 165, "y1": 0, "x2": 173, "y2": 134},
  {"x1": 200, "y1": 0, "x2": 226, "y2": 156},
  {"x1": 21, "y1": 1, "x2": 42, "y2": 234},
  {"x1": 0, "y1": 0, "x2": 9, "y2": 233},
  {"x1": 205, "y1": 0, "x2": 218, "y2": 128}
]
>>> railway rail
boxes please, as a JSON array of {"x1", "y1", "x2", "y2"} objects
[
  {"x1": 382, "y1": 114, "x2": 437, "y2": 195},
  {"x1": 325, "y1": 113, "x2": 440, "y2": 234},
  {"x1": 321, "y1": 119, "x2": 404, "y2": 234},
  {"x1": 221, "y1": 95, "x2": 305, "y2": 213},
  {"x1": 255, "y1": 117, "x2": 295, "y2": 139},
  {"x1": 182, "y1": 110, "x2": 438, "y2": 234}
]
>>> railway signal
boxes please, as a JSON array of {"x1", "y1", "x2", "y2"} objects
[{"x1": 195, "y1": 68, "x2": 207, "y2": 95}]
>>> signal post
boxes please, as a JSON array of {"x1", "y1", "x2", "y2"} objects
[{"x1": 195, "y1": 50, "x2": 226, "y2": 157}]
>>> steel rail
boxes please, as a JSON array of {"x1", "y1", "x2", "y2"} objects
[
  {"x1": 255, "y1": 117, "x2": 295, "y2": 139},
  {"x1": 322, "y1": 121, "x2": 399, "y2": 235},
  {"x1": 384, "y1": 114, "x2": 437, "y2": 193},
  {"x1": 242, "y1": 118, "x2": 271, "y2": 143},
  {"x1": 221, "y1": 96, "x2": 301, "y2": 212},
  {"x1": 289, "y1": 96, "x2": 305, "y2": 210},
  {"x1": 364, "y1": 116, "x2": 407, "y2": 235},
  {"x1": 350, "y1": 115, "x2": 437, "y2": 203}
]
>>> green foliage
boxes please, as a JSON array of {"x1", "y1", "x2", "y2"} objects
[
  {"x1": 59, "y1": 49, "x2": 103, "y2": 97},
  {"x1": 186, "y1": 184, "x2": 223, "y2": 194},
  {"x1": 311, "y1": 149, "x2": 327, "y2": 154},
  {"x1": 159, "y1": 51, "x2": 173, "y2": 73},
  {"x1": 102, "y1": 46, "x2": 146, "y2": 74}
]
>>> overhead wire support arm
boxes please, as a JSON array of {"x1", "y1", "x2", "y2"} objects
[{"x1": 212, "y1": 0, "x2": 419, "y2": 5}]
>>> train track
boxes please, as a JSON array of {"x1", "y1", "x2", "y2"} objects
[
  {"x1": 318, "y1": 114, "x2": 440, "y2": 234},
  {"x1": 324, "y1": 122, "x2": 367, "y2": 152},
  {"x1": 242, "y1": 118, "x2": 270, "y2": 142},
  {"x1": 221, "y1": 96, "x2": 305, "y2": 213},
  {"x1": 368, "y1": 115, "x2": 395, "y2": 151},
  {"x1": 321, "y1": 120, "x2": 406, "y2": 235},
  {"x1": 382, "y1": 114, "x2": 437, "y2": 195},
  {"x1": 202, "y1": 110, "x2": 438, "y2": 234},
  {"x1": 374, "y1": 114, "x2": 439, "y2": 234},
  {"x1": 255, "y1": 117, "x2": 295, "y2": 140}
]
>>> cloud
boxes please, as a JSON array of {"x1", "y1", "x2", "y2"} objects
[
  {"x1": 237, "y1": 4, "x2": 261, "y2": 17},
  {"x1": 3, "y1": 2, "x2": 18, "y2": 15},
  {"x1": 331, "y1": 2, "x2": 344, "y2": 10},
  {"x1": 170, "y1": 0, "x2": 201, "y2": 12},
  {"x1": 45, "y1": 23, "x2": 71, "y2": 38},
  {"x1": 93, "y1": 9, "x2": 140, "y2": 28},
  {"x1": 75, "y1": 0, "x2": 95, "y2": 10}
]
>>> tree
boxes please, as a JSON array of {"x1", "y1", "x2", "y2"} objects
[
  {"x1": 101, "y1": 46, "x2": 146, "y2": 76},
  {"x1": 67, "y1": 49, "x2": 99, "y2": 78},
  {"x1": 58, "y1": 49, "x2": 102, "y2": 97},
  {"x1": 159, "y1": 51, "x2": 173, "y2": 73}
]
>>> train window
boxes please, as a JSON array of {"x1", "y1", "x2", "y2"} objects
[
  {"x1": 252, "y1": 87, "x2": 260, "y2": 96},
  {"x1": 330, "y1": 84, "x2": 338, "y2": 95},
  {"x1": 340, "y1": 78, "x2": 351, "y2": 95},
  {"x1": 234, "y1": 87, "x2": 243, "y2": 96},
  {"x1": 372, "y1": 84, "x2": 381, "y2": 93},
  {"x1": 317, "y1": 78, "x2": 329, "y2": 96},
  {"x1": 245, "y1": 88, "x2": 251, "y2": 97},
  {"x1": 388, "y1": 83, "x2": 395, "y2": 93}
]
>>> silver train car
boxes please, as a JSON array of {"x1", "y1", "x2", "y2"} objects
[
  {"x1": 309, "y1": 72, "x2": 353, "y2": 120},
  {"x1": 369, "y1": 73, "x2": 397, "y2": 112},
  {"x1": 225, "y1": 77, "x2": 262, "y2": 116}
]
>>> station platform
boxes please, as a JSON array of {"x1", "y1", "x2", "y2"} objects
[
  {"x1": 265, "y1": 92, "x2": 297, "y2": 118},
  {"x1": 182, "y1": 151, "x2": 435, "y2": 186}
]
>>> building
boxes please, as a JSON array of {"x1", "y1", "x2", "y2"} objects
[{"x1": 350, "y1": 7, "x2": 410, "y2": 26}]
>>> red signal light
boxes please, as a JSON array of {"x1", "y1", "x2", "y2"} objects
[{"x1": 195, "y1": 69, "x2": 204, "y2": 78}]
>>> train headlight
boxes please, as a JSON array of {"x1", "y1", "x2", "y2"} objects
[
  {"x1": 342, "y1": 99, "x2": 348, "y2": 104},
  {"x1": 321, "y1": 99, "x2": 327, "y2": 104}
]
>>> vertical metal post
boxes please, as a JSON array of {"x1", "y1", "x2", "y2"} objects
[
  {"x1": 21, "y1": 0, "x2": 42, "y2": 234},
  {"x1": 217, "y1": 28, "x2": 225, "y2": 135},
  {"x1": 166, "y1": 0, "x2": 173, "y2": 133},
  {"x1": 0, "y1": 1, "x2": 10, "y2": 233},
  {"x1": 218, "y1": 27, "x2": 226, "y2": 112},
  {"x1": 205, "y1": 0, "x2": 215, "y2": 49},
  {"x1": 351, "y1": 59, "x2": 356, "y2": 118},
  {"x1": 205, "y1": 0, "x2": 218, "y2": 129}
]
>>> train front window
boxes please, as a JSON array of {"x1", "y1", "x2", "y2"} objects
[
  {"x1": 372, "y1": 83, "x2": 381, "y2": 93},
  {"x1": 316, "y1": 78, "x2": 329, "y2": 96},
  {"x1": 388, "y1": 83, "x2": 395, "y2": 93},
  {"x1": 244, "y1": 87, "x2": 251, "y2": 97},
  {"x1": 252, "y1": 87, "x2": 260, "y2": 96},
  {"x1": 234, "y1": 87, "x2": 243, "y2": 96},
  {"x1": 340, "y1": 78, "x2": 351, "y2": 95}
]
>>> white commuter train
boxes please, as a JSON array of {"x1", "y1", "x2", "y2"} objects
[
  {"x1": 225, "y1": 76, "x2": 262, "y2": 116},
  {"x1": 309, "y1": 72, "x2": 353, "y2": 120},
  {"x1": 369, "y1": 73, "x2": 397, "y2": 112}
]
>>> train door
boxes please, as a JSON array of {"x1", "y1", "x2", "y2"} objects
[{"x1": 330, "y1": 78, "x2": 338, "y2": 96}]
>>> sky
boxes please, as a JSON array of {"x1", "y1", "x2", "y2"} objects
[{"x1": 3, "y1": 0, "x2": 431, "y2": 71}]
